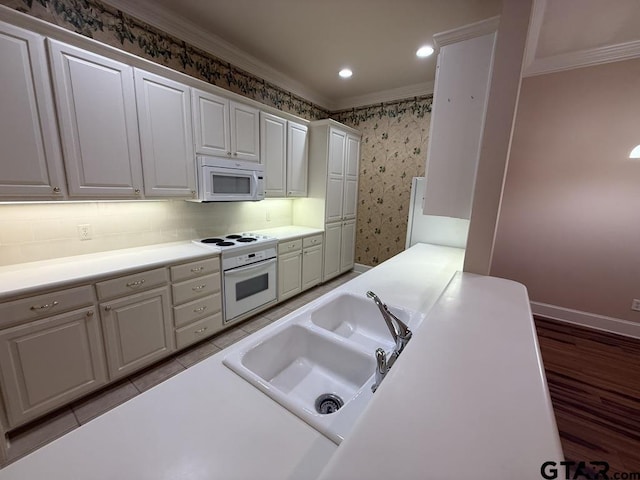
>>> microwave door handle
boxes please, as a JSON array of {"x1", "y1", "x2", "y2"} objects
[{"x1": 224, "y1": 258, "x2": 276, "y2": 276}]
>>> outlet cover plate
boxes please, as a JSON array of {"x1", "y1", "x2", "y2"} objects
[{"x1": 632, "y1": 299, "x2": 640, "y2": 312}]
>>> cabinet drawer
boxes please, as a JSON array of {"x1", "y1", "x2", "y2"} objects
[
  {"x1": 175, "y1": 312, "x2": 223, "y2": 349},
  {"x1": 173, "y1": 292, "x2": 222, "y2": 328},
  {"x1": 303, "y1": 234, "x2": 323, "y2": 248},
  {"x1": 170, "y1": 257, "x2": 220, "y2": 282},
  {"x1": 172, "y1": 273, "x2": 220, "y2": 305},
  {"x1": 0, "y1": 285, "x2": 94, "y2": 328},
  {"x1": 96, "y1": 268, "x2": 168, "y2": 301},
  {"x1": 278, "y1": 239, "x2": 302, "y2": 254}
]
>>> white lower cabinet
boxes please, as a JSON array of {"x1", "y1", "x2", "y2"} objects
[
  {"x1": 0, "y1": 306, "x2": 107, "y2": 428},
  {"x1": 302, "y1": 244, "x2": 323, "y2": 290},
  {"x1": 324, "y1": 220, "x2": 356, "y2": 282},
  {"x1": 170, "y1": 257, "x2": 223, "y2": 349},
  {"x1": 278, "y1": 239, "x2": 302, "y2": 301},
  {"x1": 100, "y1": 286, "x2": 174, "y2": 380},
  {"x1": 96, "y1": 267, "x2": 174, "y2": 380}
]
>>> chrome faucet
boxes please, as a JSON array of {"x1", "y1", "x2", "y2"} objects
[{"x1": 367, "y1": 291, "x2": 412, "y2": 392}]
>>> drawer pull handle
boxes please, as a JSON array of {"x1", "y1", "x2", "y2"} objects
[
  {"x1": 194, "y1": 327, "x2": 208, "y2": 334},
  {"x1": 192, "y1": 284, "x2": 206, "y2": 291},
  {"x1": 30, "y1": 301, "x2": 59, "y2": 311},
  {"x1": 194, "y1": 306, "x2": 207, "y2": 313},
  {"x1": 126, "y1": 279, "x2": 146, "y2": 288},
  {"x1": 190, "y1": 266, "x2": 204, "y2": 273}
]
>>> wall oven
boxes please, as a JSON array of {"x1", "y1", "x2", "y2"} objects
[{"x1": 194, "y1": 156, "x2": 265, "y2": 202}]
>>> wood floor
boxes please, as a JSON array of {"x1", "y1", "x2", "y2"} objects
[{"x1": 535, "y1": 317, "x2": 640, "y2": 475}]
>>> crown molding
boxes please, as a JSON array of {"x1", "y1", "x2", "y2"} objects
[
  {"x1": 433, "y1": 16, "x2": 500, "y2": 51},
  {"x1": 332, "y1": 81, "x2": 435, "y2": 111},
  {"x1": 522, "y1": 0, "x2": 547, "y2": 71},
  {"x1": 102, "y1": 0, "x2": 332, "y2": 109},
  {"x1": 524, "y1": 39, "x2": 640, "y2": 77}
]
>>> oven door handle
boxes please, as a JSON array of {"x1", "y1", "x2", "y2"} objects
[{"x1": 224, "y1": 257, "x2": 276, "y2": 276}]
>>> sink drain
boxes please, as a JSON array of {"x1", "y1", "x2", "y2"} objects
[{"x1": 315, "y1": 393, "x2": 344, "y2": 414}]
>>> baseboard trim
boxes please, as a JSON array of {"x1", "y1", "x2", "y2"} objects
[
  {"x1": 531, "y1": 301, "x2": 640, "y2": 339},
  {"x1": 353, "y1": 263, "x2": 372, "y2": 274}
]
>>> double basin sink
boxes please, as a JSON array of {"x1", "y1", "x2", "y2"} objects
[{"x1": 223, "y1": 291, "x2": 424, "y2": 444}]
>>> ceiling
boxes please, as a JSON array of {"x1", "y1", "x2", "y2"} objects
[
  {"x1": 105, "y1": 0, "x2": 640, "y2": 110},
  {"x1": 105, "y1": 0, "x2": 501, "y2": 109}
]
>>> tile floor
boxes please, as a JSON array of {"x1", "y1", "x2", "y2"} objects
[{"x1": 2, "y1": 271, "x2": 360, "y2": 467}]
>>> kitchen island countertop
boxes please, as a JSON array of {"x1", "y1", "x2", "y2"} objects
[{"x1": 0, "y1": 243, "x2": 562, "y2": 479}]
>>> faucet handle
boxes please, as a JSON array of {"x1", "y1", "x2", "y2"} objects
[{"x1": 371, "y1": 348, "x2": 387, "y2": 393}]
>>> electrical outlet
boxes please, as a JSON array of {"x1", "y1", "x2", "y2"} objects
[
  {"x1": 632, "y1": 299, "x2": 640, "y2": 312},
  {"x1": 77, "y1": 224, "x2": 92, "y2": 241}
]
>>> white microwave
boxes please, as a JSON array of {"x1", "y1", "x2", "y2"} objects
[{"x1": 194, "y1": 156, "x2": 265, "y2": 202}]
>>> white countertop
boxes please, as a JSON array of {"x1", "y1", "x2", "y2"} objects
[
  {"x1": 0, "y1": 241, "x2": 219, "y2": 300},
  {"x1": 0, "y1": 243, "x2": 562, "y2": 479},
  {"x1": 251, "y1": 225, "x2": 324, "y2": 241}
]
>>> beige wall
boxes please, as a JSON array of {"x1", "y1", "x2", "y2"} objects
[
  {"x1": 0, "y1": 199, "x2": 293, "y2": 265},
  {"x1": 491, "y1": 58, "x2": 640, "y2": 322}
]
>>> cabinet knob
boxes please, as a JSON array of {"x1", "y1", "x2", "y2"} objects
[
  {"x1": 126, "y1": 279, "x2": 145, "y2": 288},
  {"x1": 192, "y1": 284, "x2": 206, "y2": 291},
  {"x1": 86, "y1": 310, "x2": 94, "y2": 317},
  {"x1": 233, "y1": 152, "x2": 238, "y2": 156},
  {"x1": 191, "y1": 266, "x2": 204, "y2": 273},
  {"x1": 134, "y1": 188, "x2": 141, "y2": 195},
  {"x1": 53, "y1": 186, "x2": 61, "y2": 194},
  {"x1": 194, "y1": 327, "x2": 208, "y2": 334},
  {"x1": 104, "y1": 305, "x2": 112, "y2": 311},
  {"x1": 227, "y1": 152, "x2": 232, "y2": 156}
]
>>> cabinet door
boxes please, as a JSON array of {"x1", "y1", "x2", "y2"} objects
[
  {"x1": 134, "y1": 69, "x2": 195, "y2": 198},
  {"x1": 340, "y1": 219, "x2": 357, "y2": 273},
  {"x1": 325, "y1": 177, "x2": 344, "y2": 222},
  {"x1": 0, "y1": 22, "x2": 66, "y2": 199},
  {"x1": 345, "y1": 134, "x2": 360, "y2": 178},
  {"x1": 100, "y1": 286, "x2": 174, "y2": 380},
  {"x1": 278, "y1": 250, "x2": 302, "y2": 301},
  {"x1": 328, "y1": 128, "x2": 346, "y2": 177},
  {"x1": 192, "y1": 89, "x2": 230, "y2": 156},
  {"x1": 230, "y1": 101, "x2": 260, "y2": 162},
  {"x1": 0, "y1": 307, "x2": 107, "y2": 428},
  {"x1": 48, "y1": 40, "x2": 143, "y2": 198},
  {"x1": 260, "y1": 112, "x2": 286, "y2": 196},
  {"x1": 342, "y1": 177, "x2": 358, "y2": 220},
  {"x1": 302, "y1": 244, "x2": 323, "y2": 291},
  {"x1": 323, "y1": 221, "x2": 342, "y2": 282},
  {"x1": 287, "y1": 121, "x2": 308, "y2": 197}
]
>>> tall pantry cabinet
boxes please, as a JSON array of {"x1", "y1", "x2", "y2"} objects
[{"x1": 303, "y1": 120, "x2": 361, "y2": 282}]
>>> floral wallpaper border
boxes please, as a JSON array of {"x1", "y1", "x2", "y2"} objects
[{"x1": 1, "y1": 0, "x2": 331, "y2": 120}]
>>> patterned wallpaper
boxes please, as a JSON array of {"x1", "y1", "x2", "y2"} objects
[
  {"x1": 333, "y1": 97, "x2": 432, "y2": 266},
  {"x1": 2, "y1": 0, "x2": 434, "y2": 267},
  {"x1": 0, "y1": 0, "x2": 330, "y2": 120}
]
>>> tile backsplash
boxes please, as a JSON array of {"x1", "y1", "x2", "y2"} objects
[{"x1": 0, "y1": 199, "x2": 293, "y2": 265}]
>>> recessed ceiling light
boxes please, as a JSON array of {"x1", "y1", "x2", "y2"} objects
[
  {"x1": 339, "y1": 68, "x2": 353, "y2": 78},
  {"x1": 416, "y1": 46, "x2": 434, "y2": 58}
]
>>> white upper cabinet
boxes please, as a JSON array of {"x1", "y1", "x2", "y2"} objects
[
  {"x1": 192, "y1": 90, "x2": 259, "y2": 162},
  {"x1": 260, "y1": 112, "x2": 287, "y2": 196},
  {"x1": 328, "y1": 128, "x2": 346, "y2": 177},
  {"x1": 134, "y1": 69, "x2": 195, "y2": 198},
  {"x1": 286, "y1": 121, "x2": 308, "y2": 197},
  {"x1": 48, "y1": 40, "x2": 144, "y2": 198},
  {"x1": 230, "y1": 101, "x2": 260, "y2": 162},
  {"x1": 0, "y1": 21, "x2": 66, "y2": 199},
  {"x1": 192, "y1": 89, "x2": 230, "y2": 156},
  {"x1": 325, "y1": 128, "x2": 358, "y2": 223},
  {"x1": 260, "y1": 112, "x2": 308, "y2": 197}
]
